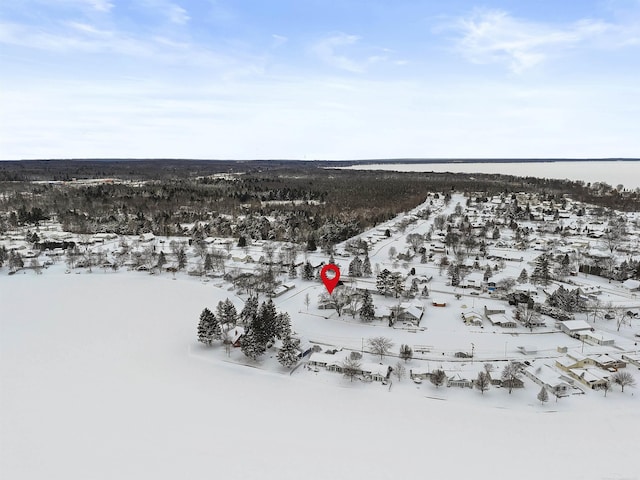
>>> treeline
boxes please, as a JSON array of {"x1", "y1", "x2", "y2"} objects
[{"x1": 1, "y1": 162, "x2": 640, "y2": 247}]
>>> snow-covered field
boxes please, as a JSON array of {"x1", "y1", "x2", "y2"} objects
[{"x1": 2, "y1": 268, "x2": 638, "y2": 480}]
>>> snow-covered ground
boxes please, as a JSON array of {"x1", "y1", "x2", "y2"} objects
[
  {"x1": 2, "y1": 266, "x2": 639, "y2": 480},
  {"x1": 3, "y1": 192, "x2": 640, "y2": 479}
]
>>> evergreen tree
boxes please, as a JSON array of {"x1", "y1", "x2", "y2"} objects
[
  {"x1": 517, "y1": 268, "x2": 529, "y2": 284},
  {"x1": 483, "y1": 265, "x2": 492, "y2": 282},
  {"x1": 0, "y1": 245, "x2": 8, "y2": 268},
  {"x1": 389, "y1": 272, "x2": 404, "y2": 298},
  {"x1": 288, "y1": 262, "x2": 298, "y2": 279},
  {"x1": 537, "y1": 386, "x2": 549, "y2": 405},
  {"x1": 430, "y1": 369, "x2": 446, "y2": 388},
  {"x1": 306, "y1": 236, "x2": 317, "y2": 251},
  {"x1": 302, "y1": 261, "x2": 314, "y2": 280},
  {"x1": 531, "y1": 254, "x2": 551, "y2": 285},
  {"x1": 203, "y1": 253, "x2": 213, "y2": 272},
  {"x1": 362, "y1": 255, "x2": 372, "y2": 277},
  {"x1": 217, "y1": 298, "x2": 238, "y2": 326},
  {"x1": 276, "y1": 336, "x2": 300, "y2": 368},
  {"x1": 399, "y1": 344, "x2": 413, "y2": 362},
  {"x1": 376, "y1": 269, "x2": 391, "y2": 296},
  {"x1": 255, "y1": 299, "x2": 278, "y2": 345},
  {"x1": 240, "y1": 330, "x2": 265, "y2": 360},
  {"x1": 237, "y1": 236, "x2": 247, "y2": 248},
  {"x1": 156, "y1": 251, "x2": 167, "y2": 270},
  {"x1": 240, "y1": 295, "x2": 259, "y2": 326},
  {"x1": 359, "y1": 290, "x2": 375, "y2": 323},
  {"x1": 197, "y1": 308, "x2": 219, "y2": 346},
  {"x1": 275, "y1": 312, "x2": 292, "y2": 339},
  {"x1": 348, "y1": 256, "x2": 363, "y2": 277},
  {"x1": 448, "y1": 263, "x2": 460, "y2": 287}
]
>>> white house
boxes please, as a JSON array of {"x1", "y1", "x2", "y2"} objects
[{"x1": 622, "y1": 279, "x2": 640, "y2": 292}]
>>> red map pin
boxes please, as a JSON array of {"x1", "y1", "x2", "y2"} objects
[{"x1": 320, "y1": 264, "x2": 340, "y2": 295}]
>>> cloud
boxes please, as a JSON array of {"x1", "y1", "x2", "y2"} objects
[
  {"x1": 271, "y1": 34, "x2": 288, "y2": 48},
  {"x1": 452, "y1": 9, "x2": 615, "y2": 73},
  {"x1": 312, "y1": 33, "x2": 365, "y2": 73}
]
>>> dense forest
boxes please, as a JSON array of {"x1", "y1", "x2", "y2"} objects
[{"x1": 1, "y1": 160, "x2": 639, "y2": 248}]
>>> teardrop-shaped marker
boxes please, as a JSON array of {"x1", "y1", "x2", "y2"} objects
[{"x1": 320, "y1": 264, "x2": 340, "y2": 294}]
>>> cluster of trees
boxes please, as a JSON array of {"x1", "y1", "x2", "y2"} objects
[
  {"x1": 198, "y1": 296, "x2": 299, "y2": 367},
  {"x1": 376, "y1": 269, "x2": 405, "y2": 297},
  {"x1": 546, "y1": 285, "x2": 586, "y2": 312}
]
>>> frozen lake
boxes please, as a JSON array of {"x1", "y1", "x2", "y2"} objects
[{"x1": 340, "y1": 160, "x2": 640, "y2": 190}]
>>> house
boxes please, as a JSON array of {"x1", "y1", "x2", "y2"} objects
[
  {"x1": 139, "y1": 232, "x2": 155, "y2": 243},
  {"x1": 459, "y1": 272, "x2": 484, "y2": 290},
  {"x1": 360, "y1": 363, "x2": 391, "y2": 382},
  {"x1": 567, "y1": 368, "x2": 610, "y2": 390},
  {"x1": 398, "y1": 305, "x2": 424, "y2": 323},
  {"x1": 487, "y1": 314, "x2": 516, "y2": 328},
  {"x1": 621, "y1": 353, "x2": 640, "y2": 368},
  {"x1": 523, "y1": 363, "x2": 572, "y2": 397},
  {"x1": 461, "y1": 310, "x2": 483, "y2": 327},
  {"x1": 622, "y1": 279, "x2": 640, "y2": 292},
  {"x1": 447, "y1": 373, "x2": 473, "y2": 388},
  {"x1": 582, "y1": 330, "x2": 615, "y2": 346},
  {"x1": 559, "y1": 320, "x2": 593, "y2": 337},
  {"x1": 432, "y1": 300, "x2": 447, "y2": 307},
  {"x1": 585, "y1": 354, "x2": 626, "y2": 372}
]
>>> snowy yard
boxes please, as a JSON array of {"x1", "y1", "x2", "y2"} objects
[{"x1": 2, "y1": 269, "x2": 638, "y2": 480}]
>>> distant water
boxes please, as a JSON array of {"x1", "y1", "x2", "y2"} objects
[{"x1": 340, "y1": 160, "x2": 640, "y2": 190}]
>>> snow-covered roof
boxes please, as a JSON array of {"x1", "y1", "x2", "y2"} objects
[{"x1": 560, "y1": 320, "x2": 592, "y2": 332}]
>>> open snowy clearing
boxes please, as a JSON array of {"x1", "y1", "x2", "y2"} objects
[{"x1": 2, "y1": 270, "x2": 638, "y2": 480}]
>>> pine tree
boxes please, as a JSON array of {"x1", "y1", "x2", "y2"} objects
[
  {"x1": 399, "y1": 344, "x2": 413, "y2": 362},
  {"x1": 306, "y1": 236, "x2": 317, "y2": 252},
  {"x1": 197, "y1": 308, "x2": 219, "y2": 346},
  {"x1": 531, "y1": 254, "x2": 551, "y2": 285},
  {"x1": 362, "y1": 255, "x2": 372, "y2": 277},
  {"x1": 255, "y1": 299, "x2": 278, "y2": 346},
  {"x1": 240, "y1": 295, "x2": 258, "y2": 326},
  {"x1": 389, "y1": 272, "x2": 404, "y2": 298},
  {"x1": 217, "y1": 298, "x2": 238, "y2": 326},
  {"x1": 276, "y1": 336, "x2": 300, "y2": 368},
  {"x1": 349, "y1": 256, "x2": 363, "y2": 277},
  {"x1": 203, "y1": 253, "x2": 213, "y2": 272},
  {"x1": 275, "y1": 312, "x2": 292, "y2": 339},
  {"x1": 288, "y1": 262, "x2": 298, "y2": 278},
  {"x1": 517, "y1": 268, "x2": 529, "y2": 284},
  {"x1": 240, "y1": 330, "x2": 265, "y2": 360},
  {"x1": 302, "y1": 261, "x2": 314, "y2": 280},
  {"x1": 430, "y1": 369, "x2": 446, "y2": 388},
  {"x1": 376, "y1": 269, "x2": 391, "y2": 296},
  {"x1": 359, "y1": 290, "x2": 375, "y2": 323},
  {"x1": 537, "y1": 386, "x2": 549, "y2": 405},
  {"x1": 156, "y1": 251, "x2": 167, "y2": 270},
  {"x1": 483, "y1": 265, "x2": 492, "y2": 282},
  {"x1": 448, "y1": 263, "x2": 460, "y2": 287}
]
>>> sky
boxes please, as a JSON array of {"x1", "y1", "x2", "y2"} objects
[{"x1": 1, "y1": 0, "x2": 639, "y2": 160}]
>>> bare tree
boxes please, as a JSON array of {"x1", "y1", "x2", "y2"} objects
[
  {"x1": 367, "y1": 336, "x2": 394, "y2": 360},
  {"x1": 611, "y1": 371, "x2": 636, "y2": 392},
  {"x1": 516, "y1": 303, "x2": 542, "y2": 330},
  {"x1": 304, "y1": 293, "x2": 310, "y2": 311},
  {"x1": 393, "y1": 362, "x2": 406, "y2": 382},
  {"x1": 475, "y1": 371, "x2": 490, "y2": 395},
  {"x1": 501, "y1": 362, "x2": 522, "y2": 394},
  {"x1": 341, "y1": 356, "x2": 361, "y2": 382},
  {"x1": 602, "y1": 379, "x2": 611, "y2": 397}
]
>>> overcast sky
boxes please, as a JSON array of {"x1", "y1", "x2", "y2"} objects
[{"x1": 1, "y1": 0, "x2": 639, "y2": 160}]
